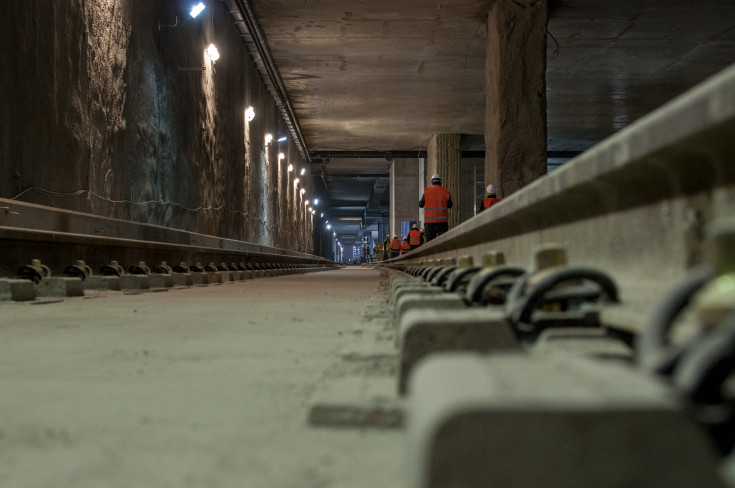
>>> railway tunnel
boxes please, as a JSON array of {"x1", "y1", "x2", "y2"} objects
[{"x1": 2, "y1": 1, "x2": 735, "y2": 486}]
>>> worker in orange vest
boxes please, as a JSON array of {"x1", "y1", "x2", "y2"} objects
[
  {"x1": 419, "y1": 173, "x2": 453, "y2": 242},
  {"x1": 389, "y1": 235, "x2": 401, "y2": 259},
  {"x1": 408, "y1": 224, "x2": 422, "y2": 250},
  {"x1": 400, "y1": 236, "x2": 411, "y2": 254},
  {"x1": 478, "y1": 184, "x2": 501, "y2": 213}
]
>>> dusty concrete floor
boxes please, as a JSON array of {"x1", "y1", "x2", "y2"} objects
[{"x1": 0, "y1": 268, "x2": 403, "y2": 488}]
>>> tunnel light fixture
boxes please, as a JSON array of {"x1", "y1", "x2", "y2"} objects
[
  {"x1": 333, "y1": 232, "x2": 336, "y2": 236},
  {"x1": 245, "y1": 106, "x2": 255, "y2": 122},
  {"x1": 320, "y1": 213, "x2": 324, "y2": 218},
  {"x1": 294, "y1": 177, "x2": 300, "y2": 187},
  {"x1": 309, "y1": 207, "x2": 313, "y2": 212},
  {"x1": 313, "y1": 198, "x2": 319, "y2": 205},
  {"x1": 327, "y1": 224, "x2": 331, "y2": 230},
  {"x1": 305, "y1": 200, "x2": 310, "y2": 206},
  {"x1": 265, "y1": 133, "x2": 273, "y2": 146},
  {"x1": 311, "y1": 209, "x2": 316, "y2": 215},
  {"x1": 287, "y1": 163, "x2": 293, "y2": 172},
  {"x1": 278, "y1": 153, "x2": 285, "y2": 161},
  {"x1": 300, "y1": 188, "x2": 306, "y2": 195},
  {"x1": 300, "y1": 168, "x2": 306, "y2": 176},
  {"x1": 277, "y1": 136, "x2": 288, "y2": 142},
  {"x1": 190, "y1": 2, "x2": 205, "y2": 18},
  {"x1": 206, "y1": 44, "x2": 220, "y2": 63}
]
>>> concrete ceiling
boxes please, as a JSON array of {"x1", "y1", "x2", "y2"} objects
[{"x1": 244, "y1": 0, "x2": 735, "y2": 244}]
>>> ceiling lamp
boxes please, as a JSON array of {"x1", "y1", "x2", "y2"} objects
[
  {"x1": 206, "y1": 44, "x2": 220, "y2": 62},
  {"x1": 278, "y1": 153, "x2": 285, "y2": 161},
  {"x1": 287, "y1": 164, "x2": 293, "y2": 172},
  {"x1": 293, "y1": 178, "x2": 300, "y2": 186},
  {"x1": 265, "y1": 133, "x2": 273, "y2": 146},
  {"x1": 277, "y1": 136, "x2": 288, "y2": 142},
  {"x1": 300, "y1": 168, "x2": 306, "y2": 176},
  {"x1": 190, "y1": 2, "x2": 205, "y2": 18},
  {"x1": 245, "y1": 106, "x2": 255, "y2": 122}
]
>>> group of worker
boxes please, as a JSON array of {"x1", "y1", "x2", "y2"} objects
[
  {"x1": 384, "y1": 224, "x2": 425, "y2": 259},
  {"x1": 382, "y1": 173, "x2": 501, "y2": 260}
]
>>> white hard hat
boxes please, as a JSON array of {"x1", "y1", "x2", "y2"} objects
[
  {"x1": 487, "y1": 184, "x2": 497, "y2": 194},
  {"x1": 431, "y1": 173, "x2": 441, "y2": 181}
]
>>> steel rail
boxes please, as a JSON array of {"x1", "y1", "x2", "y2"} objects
[{"x1": 0, "y1": 201, "x2": 335, "y2": 278}]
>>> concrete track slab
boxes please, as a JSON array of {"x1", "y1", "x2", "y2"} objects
[{"x1": 0, "y1": 268, "x2": 403, "y2": 488}]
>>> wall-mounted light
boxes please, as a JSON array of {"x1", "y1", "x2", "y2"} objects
[
  {"x1": 327, "y1": 224, "x2": 331, "y2": 230},
  {"x1": 309, "y1": 207, "x2": 313, "y2": 212},
  {"x1": 190, "y1": 2, "x2": 205, "y2": 18},
  {"x1": 287, "y1": 164, "x2": 293, "y2": 172},
  {"x1": 277, "y1": 136, "x2": 288, "y2": 142},
  {"x1": 265, "y1": 133, "x2": 273, "y2": 146},
  {"x1": 206, "y1": 44, "x2": 220, "y2": 63},
  {"x1": 294, "y1": 178, "x2": 300, "y2": 187},
  {"x1": 305, "y1": 200, "x2": 310, "y2": 206},
  {"x1": 278, "y1": 153, "x2": 285, "y2": 161},
  {"x1": 311, "y1": 209, "x2": 316, "y2": 215},
  {"x1": 300, "y1": 168, "x2": 306, "y2": 176},
  {"x1": 313, "y1": 198, "x2": 319, "y2": 205},
  {"x1": 245, "y1": 106, "x2": 255, "y2": 122},
  {"x1": 320, "y1": 213, "x2": 324, "y2": 218},
  {"x1": 333, "y1": 232, "x2": 336, "y2": 236},
  {"x1": 300, "y1": 188, "x2": 306, "y2": 195}
]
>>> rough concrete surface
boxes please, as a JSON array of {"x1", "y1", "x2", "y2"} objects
[
  {"x1": 0, "y1": 268, "x2": 404, "y2": 487},
  {"x1": 0, "y1": 0, "x2": 312, "y2": 253}
]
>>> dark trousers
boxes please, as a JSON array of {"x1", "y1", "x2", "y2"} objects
[
  {"x1": 390, "y1": 250, "x2": 400, "y2": 259},
  {"x1": 424, "y1": 223, "x2": 448, "y2": 242}
]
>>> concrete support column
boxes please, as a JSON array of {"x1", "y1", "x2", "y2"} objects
[
  {"x1": 418, "y1": 157, "x2": 425, "y2": 227},
  {"x1": 427, "y1": 134, "x2": 461, "y2": 228},
  {"x1": 390, "y1": 158, "x2": 420, "y2": 238},
  {"x1": 389, "y1": 161, "x2": 396, "y2": 238},
  {"x1": 485, "y1": 0, "x2": 547, "y2": 198}
]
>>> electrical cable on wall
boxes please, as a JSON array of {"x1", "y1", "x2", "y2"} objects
[{"x1": 8, "y1": 186, "x2": 292, "y2": 231}]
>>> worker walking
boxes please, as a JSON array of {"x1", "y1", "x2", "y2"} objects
[
  {"x1": 408, "y1": 224, "x2": 422, "y2": 250},
  {"x1": 401, "y1": 236, "x2": 411, "y2": 255},
  {"x1": 389, "y1": 235, "x2": 401, "y2": 259},
  {"x1": 478, "y1": 184, "x2": 501, "y2": 213},
  {"x1": 419, "y1": 173, "x2": 453, "y2": 242}
]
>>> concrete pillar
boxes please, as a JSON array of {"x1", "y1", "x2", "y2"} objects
[
  {"x1": 427, "y1": 134, "x2": 461, "y2": 228},
  {"x1": 418, "y1": 157, "x2": 425, "y2": 227},
  {"x1": 390, "y1": 158, "x2": 420, "y2": 238},
  {"x1": 485, "y1": 0, "x2": 547, "y2": 198}
]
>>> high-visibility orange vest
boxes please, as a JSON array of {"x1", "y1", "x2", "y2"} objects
[
  {"x1": 390, "y1": 238, "x2": 401, "y2": 251},
  {"x1": 483, "y1": 197, "x2": 500, "y2": 209},
  {"x1": 424, "y1": 185, "x2": 451, "y2": 224},
  {"x1": 409, "y1": 229, "x2": 422, "y2": 246},
  {"x1": 401, "y1": 240, "x2": 411, "y2": 253}
]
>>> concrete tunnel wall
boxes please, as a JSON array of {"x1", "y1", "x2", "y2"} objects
[{"x1": 0, "y1": 0, "x2": 314, "y2": 254}]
